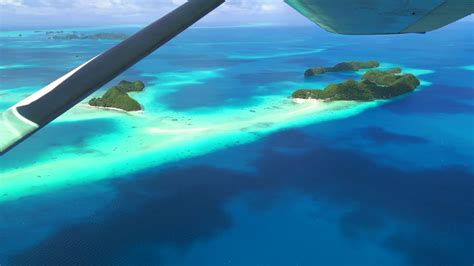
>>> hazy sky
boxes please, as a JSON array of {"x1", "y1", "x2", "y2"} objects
[
  {"x1": 0, "y1": 0, "x2": 472, "y2": 29},
  {"x1": 0, "y1": 0, "x2": 311, "y2": 29}
]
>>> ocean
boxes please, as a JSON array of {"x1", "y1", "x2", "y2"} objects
[{"x1": 0, "y1": 23, "x2": 473, "y2": 265}]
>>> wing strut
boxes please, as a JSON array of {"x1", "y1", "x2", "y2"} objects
[{"x1": 0, "y1": 0, "x2": 225, "y2": 155}]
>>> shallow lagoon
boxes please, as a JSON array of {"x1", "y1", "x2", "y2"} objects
[{"x1": 1, "y1": 24, "x2": 473, "y2": 265}]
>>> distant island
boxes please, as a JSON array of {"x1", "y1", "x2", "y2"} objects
[
  {"x1": 304, "y1": 60, "x2": 380, "y2": 77},
  {"x1": 293, "y1": 68, "x2": 420, "y2": 101},
  {"x1": 47, "y1": 32, "x2": 129, "y2": 41},
  {"x1": 89, "y1": 80, "x2": 145, "y2": 112}
]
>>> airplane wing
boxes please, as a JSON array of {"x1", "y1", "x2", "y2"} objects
[
  {"x1": 0, "y1": 0, "x2": 225, "y2": 155},
  {"x1": 285, "y1": 0, "x2": 474, "y2": 34}
]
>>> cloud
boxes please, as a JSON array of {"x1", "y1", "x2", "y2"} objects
[
  {"x1": 0, "y1": 0, "x2": 304, "y2": 28},
  {"x1": 0, "y1": 0, "x2": 472, "y2": 28},
  {"x1": 223, "y1": 0, "x2": 286, "y2": 12},
  {"x1": 0, "y1": 0, "x2": 287, "y2": 15},
  {"x1": 0, "y1": 0, "x2": 22, "y2": 6}
]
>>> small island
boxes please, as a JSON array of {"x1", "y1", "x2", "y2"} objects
[
  {"x1": 89, "y1": 80, "x2": 145, "y2": 112},
  {"x1": 304, "y1": 60, "x2": 380, "y2": 77},
  {"x1": 114, "y1": 80, "x2": 145, "y2": 92},
  {"x1": 48, "y1": 32, "x2": 129, "y2": 41},
  {"x1": 293, "y1": 68, "x2": 420, "y2": 101}
]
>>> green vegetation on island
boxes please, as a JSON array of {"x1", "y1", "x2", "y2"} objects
[
  {"x1": 304, "y1": 60, "x2": 380, "y2": 77},
  {"x1": 114, "y1": 80, "x2": 145, "y2": 93},
  {"x1": 88, "y1": 80, "x2": 145, "y2": 112},
  {"x1": 293, "y1": 68, "x2": 420, "y2": 101},
  {"x1": 48, "y1": 32, "x2": 129, "y2": 41}
]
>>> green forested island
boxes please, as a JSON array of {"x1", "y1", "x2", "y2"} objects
[
  {"x1": 293, "y1": 68, "x2": 420, "y2": 101},
  {"x1": 89, "y1": 80, "x2": 145, "y2": 112},
  {"x1": 304, "y1": 60, "x2": 380, "y2": 77},
  {"x1": 114, "y1": 80, "x2": 145, "y2": 92},
  {"x1": 48, "y1": 32, "x2": 129, "y2": 41}
]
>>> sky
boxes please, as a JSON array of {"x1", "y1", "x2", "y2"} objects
[
  {"x1": 0, "y1": 0, "x2": 472, "y2": 29},
  {"x1": 0, "y1": 0, "x2": 311, "y2": 29}
]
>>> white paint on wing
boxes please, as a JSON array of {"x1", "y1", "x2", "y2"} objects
[{"x1": 12, "y1": 55, "x2": 100, "y2": 108}]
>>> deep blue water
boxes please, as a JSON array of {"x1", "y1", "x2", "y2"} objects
[{"x1": 1, "y1": 23, "x2": 474, "y2": 265}]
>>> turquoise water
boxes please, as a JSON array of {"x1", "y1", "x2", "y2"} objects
[{"x1": 0, "y1": 24, "x2": 473, "y2": 265}]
